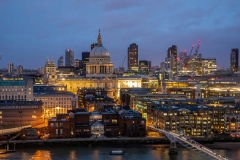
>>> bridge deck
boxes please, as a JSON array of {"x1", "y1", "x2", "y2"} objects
[
  {"x1": 0, "y1": 125, "x2": 32, "y2": 136},
  {"x1": 148, "y1": 125, "x2": 231, "y2": 160}
]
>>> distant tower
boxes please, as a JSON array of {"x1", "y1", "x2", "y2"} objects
[
  {"x1": 8, "y1": 62, "x2": 14, "y2": 74},
  {"x1": 167, "y1": 45, "x2": 177, "y2": 75},
  {"x1": 230, "y1": 48, "x2": 239, "y2": 72},
  {"x1": 17, "y1": 65, "x2": 23, "y2": 75},
  {"x1": 128, "y1": 43, "x2": 138, "y2": 70},
  {"x1": 179, "y1": 50, "x2": 187, "y2": 61},
  {"x1": 65, "y1": 49, "x2": 74, "y2": 67},
  {"x1": 91, "y1": 43, "x2": 97, "y2": 50},
  {"x1": 58, "y1": 56, "x2": 64, "y2": 67},
  {"x1": 82, "y1": 52, "x2": 90, "y2": 74},
  {"x1": 44, "y1": 59, "x2": 57, "y2": 83}
]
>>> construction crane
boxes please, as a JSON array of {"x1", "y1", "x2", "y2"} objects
[
  {"x1": 0, "y1": 55, "x2": 3, "y2": 60},
  {"x1": 122, "y1": 56, "x2": 126, "y2": 67},
  {"x1": 195, "y1": 40, "x2": 201, "y2": 54},
  {"x1": 189, "y1": 45, "x2": 194, "y2": 56}
]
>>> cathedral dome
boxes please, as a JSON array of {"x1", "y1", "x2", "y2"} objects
[
  {"x1": 89, "y1": 29, "x2": 110, "y2": 58},
  {"x1": 90, "y1": 46, "x2": 109, "y2": 57}
]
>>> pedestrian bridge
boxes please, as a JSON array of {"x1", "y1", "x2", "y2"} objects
[
  {"x1": 148, "y1": 125, "x2": 231, "y2": 160},
  {"x1": 0, "y1": 125, "x2": 31, "y2": 136}
]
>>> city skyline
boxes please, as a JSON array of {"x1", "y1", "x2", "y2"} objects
[{"x1": 0, "y1": 1, "x2": 239, "y2": 69}]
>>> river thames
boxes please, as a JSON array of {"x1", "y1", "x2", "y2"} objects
[{"x1": 0, "y1": 142, "x2": 239, "y2": 160}]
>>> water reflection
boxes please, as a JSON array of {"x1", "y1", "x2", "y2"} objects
[
  {"x1": 0, "y1": 144, "x2": 239, "y2": 160},
  {"x1": 69, "y1": 150, "x2": 76, "y2": 160},
  {"x1": 31, "y1": 150, "x2": 51, "y2": 160}
]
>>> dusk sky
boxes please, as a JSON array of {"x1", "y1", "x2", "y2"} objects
[{"x1": 0, "y1": 0, "x2": 239, "y2": 69}]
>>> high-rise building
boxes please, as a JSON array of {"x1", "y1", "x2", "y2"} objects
[
  {"x1": 167, "y1": 45, "x2": 177, "y2": 75},
  {"x1": 230, "y1": 48, "x2": 239, "y2": 72},
  {"x1": 82, "y1": 52, "x2": 90, "y2": 75},
  {"x1": 65, "y1": 49, "x2": 74, "y2": 67},
  {"x1": 179, "y1": 50, "x2": 187, "y2": 61},
  {"x1": 128, "y1": 43, "x2": 138, "y2": 70},
  {"x1": 82, "y1": 52, "x2": 90, "y2": 62},
  {"x1": 91, "y1": 43, "x2": 97, "y2": 50},
  {"x1": 16, "y1": 65, "x2": 23, "y2": 75},
  {"x1": 8, "y1": 62, "x2": 14, "y2": 74},
  {"x1": 58, "y1": 56, "x2": 64, "y2": 67},
  {"x1": 178, "y1": 50, "x2": 187, "y2": 73}
]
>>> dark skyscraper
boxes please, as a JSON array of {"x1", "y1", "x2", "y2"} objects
[
  {"x1": 128, "y1": 43, "x2": 138, "y2": 70},
  {"x1": 82, "y1": 51, "x2": 90, "y2": 74},
  {"x1": 57, "y1": 56, "x2": 64, "y2": 68},
  {"x1": 91, "y1": 43, "x2": 97, "y2": 50},
  {"x1": 230, "y1": 48, "x2": 239, "y2": 72},
  {"x1": 65, "y1": 49, "x2": 74, "y2": 67},
  {"x1": 167, "y1": 45, "x2": 177, "y2": 75}
]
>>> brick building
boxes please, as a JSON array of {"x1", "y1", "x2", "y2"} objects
[{"x1": 48, "y1": 106, "x2": 146, "y2": 138}]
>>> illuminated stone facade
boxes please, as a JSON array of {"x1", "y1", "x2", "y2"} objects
[{"x1": 86, "y1": 30, "x2": 114, "y2": 77}]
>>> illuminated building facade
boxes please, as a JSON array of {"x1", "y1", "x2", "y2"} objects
[
  {"x1": 77, "y1": 88, "x2": 115, "y2": 111},
  {"x1": 65, "y1": 48, "x2": 74, "y2": 67},
  {"x1": 147, "y1": 103, "x2": 240, "y2": 137},
  {"x1": 139, "y1": 60, "x2": 151, "y2": 74},
  {"x1": 16, "y1": 65, "x2": 23, "y2": 75},
  {"x1": 57, "y1": 56, "x2": 64, "y2": 67},
  {"x1": 230, "y1": 48, "x2": 239, "y2": 72},
  {"x1": 86, "y1": 30, "x2": 114, "y2": 77},
  {"x1": 202, "y1": 58, "x2": 217, "y2": 75},
  {"x1": 56, "y1": 75, "x2": 151, "y2": 99},
  {"x1": 0, "y1": 77, "x2": 33, "y2": 101},
  {"x1": 0, "y1": 100, "x2": 44, "y2": 127},
  {"x1": 8, "y1": 62, "x2": 14, "y2": 74},
  {"x1": 48, "y1": 106, "x2": 146, "y2": 138},
  {"x1": 167, "y1": 45, "x2": 177, "y2": 75},
  {"x1": 224, "y1": 113, "x2": 240, "y2": 137},
  {"x1": 44, "y1": 59, "x2": 57, "y2": 83},
  {"x1": 34, "y1": 93, "x2": 74, "y2": 118},
  {"x1": 128, "y1": 43, "x2": 138, "y2": 70}
]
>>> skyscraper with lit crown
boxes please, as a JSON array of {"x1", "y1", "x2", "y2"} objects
[
  {"x1": 65, "y1": 49, "x2": 74, "y2": 67},
  {"x1": 128, "y1": 43, "x2": 138, "y2": 71}
]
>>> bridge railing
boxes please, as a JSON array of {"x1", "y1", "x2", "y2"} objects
[
  {"x1": 0, "y1": 125, "x2": 32, "y2": 135},
  {"x1": 148, "y1": 125, "x2": 231, "y2": 160}
]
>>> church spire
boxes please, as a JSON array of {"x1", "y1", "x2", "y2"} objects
[{"x1": 97, "y1": 29, "x2": 102, "y2": 46}]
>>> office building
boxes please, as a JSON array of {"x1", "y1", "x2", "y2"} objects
[
  {"x1": 230, "y1": 48, "x2": 239, "y2": 72},
  {"x1": 128, "y1": 43, "x2": 138, "y2": 70},
  {"x1": 65, "y1": 49, "x2": 74, "y2": 67},
  {"x1": 16, "y1": 65, "x2": 23, "y2": 75},
  {"x1": 0, "y1": 77, "x2": 34, "y2": 101},
  {"x1": 57, "y1": 56, "x2": 64, "y2": 67},
  {"x1": 202, "y1": 58, "x2": 217, "y2": 75},
  {"x1": 8, "y1": 62, "x2": 14, "y2": 74},
  {"x1": 74, "y1": 59, "x2": 81, "y2": 69},
  {"x1": 82, "y1": 51, "x2": 90, "y2": 74},
  {"x1": 0, "y1": 100, "x2": 44, "y2": 127},
  {"x1": 139, "y1": 60, "x2": 151, "y2": 74},
  {"x1": 48, "y1": 106, "x2": 146, "y2": 138},
  {"x1": 167, "y1": 45, "x2": 177, "y2": 75}
]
